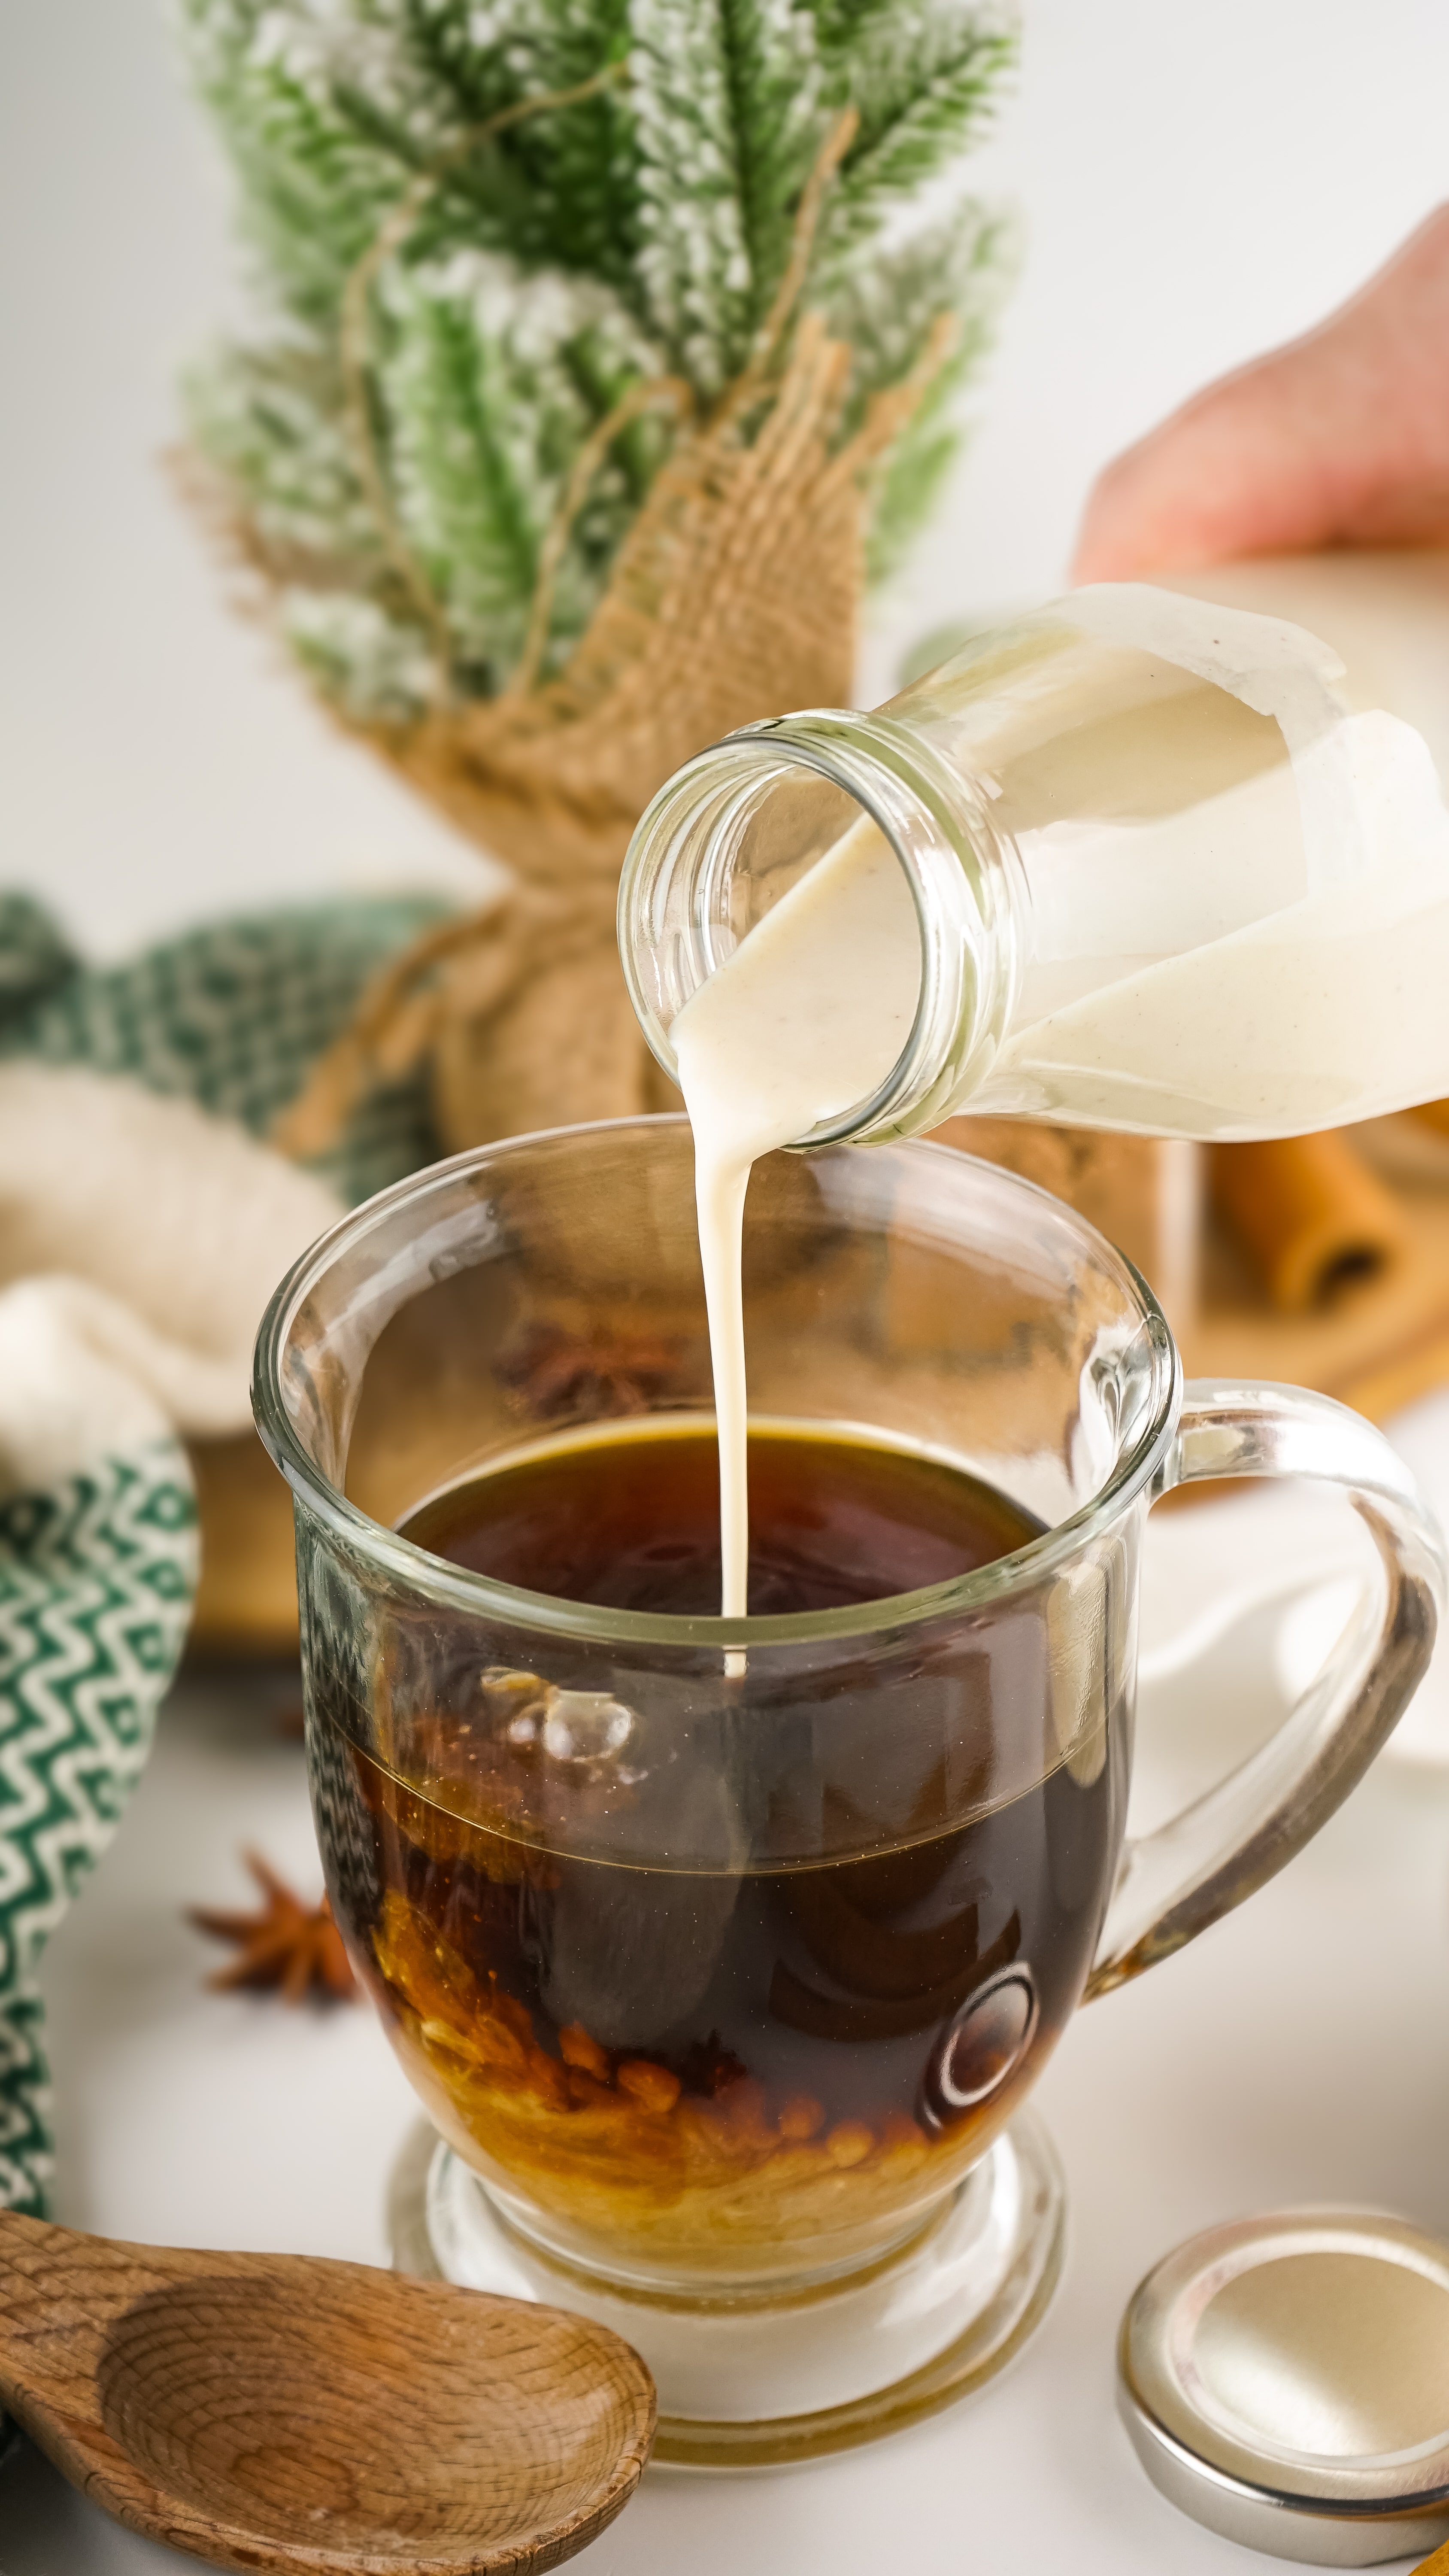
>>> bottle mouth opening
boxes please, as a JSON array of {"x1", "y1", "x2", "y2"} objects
[{"x1": 617, "y1": 711, "x2": 1017, "y2": 1148}]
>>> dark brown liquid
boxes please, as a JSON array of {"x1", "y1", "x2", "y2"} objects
[
  {"x1": 311, "y1": 1426, "x2": 1125, "y2": 2272},
  {"x1": 403, "y1": 1419, "x2": 1038, "y2": 1615}
]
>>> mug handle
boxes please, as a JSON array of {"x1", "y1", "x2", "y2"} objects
[{"x1": 1085, "y1": 1380, "x2": 1445, "y2": 2002}]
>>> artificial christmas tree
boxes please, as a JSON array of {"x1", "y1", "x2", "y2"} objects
[{"x1": 181, "y1": 0, "x2": 1016, "y2": 1147}]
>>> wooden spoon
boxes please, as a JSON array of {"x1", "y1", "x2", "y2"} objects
[{"x1": 0, "y1": 2210, "x2": 655, "y2": 2573}]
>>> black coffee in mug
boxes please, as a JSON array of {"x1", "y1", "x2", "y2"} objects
[{"x1": 315, "y1": 1423, "x2": 1125, "y2": 2275}]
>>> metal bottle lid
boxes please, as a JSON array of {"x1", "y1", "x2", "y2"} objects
[{"x1": 1118, "y1": 2211, "x2": 1449, "y2": 2565}]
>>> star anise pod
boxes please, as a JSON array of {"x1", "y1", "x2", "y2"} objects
[
  {"x1": 188, "y1": 1850, "x2": 357, "y2": 2005},
  {"x1": 497, "y1": 1319, "x2": 684, "y2": 1419}
]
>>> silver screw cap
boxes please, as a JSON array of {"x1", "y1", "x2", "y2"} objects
[{"x1": 1118, "y1": 2211, "x2": 1449, "y2": 2564}]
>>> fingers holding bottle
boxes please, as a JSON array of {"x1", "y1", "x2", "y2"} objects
[{"x1": 1073, "y1": 203, "x2": 1449, "y2": 582}]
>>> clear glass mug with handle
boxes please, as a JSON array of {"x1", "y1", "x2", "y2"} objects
[{"x1": 254, "y1": 1118, "x2": 1443, "y2": 2466}]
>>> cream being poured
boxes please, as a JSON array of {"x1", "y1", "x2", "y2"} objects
[
  {"x1": 669, "y1": 580, "x2": 1449, "y2": 1631},
  {"x1": 672, "y1": 811, "x2": 921, "y2": 1622}
]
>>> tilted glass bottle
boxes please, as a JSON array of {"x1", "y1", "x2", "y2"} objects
[{"x1": 618, "y1": 553, "x2": 1449, "y2": 1145}]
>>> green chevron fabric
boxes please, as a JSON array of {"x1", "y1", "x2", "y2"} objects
[
  {"x1": 0, "y1": 884, "x2": 457, "y2": 2224},
  {"x1": 0, "y1": 1447, "x2": 197, "y2": 2215}
]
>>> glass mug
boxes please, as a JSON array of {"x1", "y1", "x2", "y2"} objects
[{"x1": 254, "y1": 1120, "x2": 1442, "y2": 2464}]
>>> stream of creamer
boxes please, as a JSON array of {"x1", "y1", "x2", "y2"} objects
[{"x1": 673, "y1": 813, "x2": 920, "y2": 1624}]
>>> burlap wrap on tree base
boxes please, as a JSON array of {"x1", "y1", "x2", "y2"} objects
[{"x1": 276, "y1": 261, "x2": 951, "y2": 1158}]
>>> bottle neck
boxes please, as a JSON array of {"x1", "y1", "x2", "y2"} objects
[{"x1": 618, "y1": 709, "x2": 1022, "y2": 1147}]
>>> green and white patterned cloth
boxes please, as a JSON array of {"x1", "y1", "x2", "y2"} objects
[
  {"x1": 0, "y1": 1438, "x2": 197, "y2": 2215},
  {"x1": 0, "y1": 887, "x2": 452, "y2": 2217}
]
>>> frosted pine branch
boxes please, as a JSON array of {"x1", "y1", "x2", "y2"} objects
[{"x1": 181, "y1": 0, "x2": 1017, "y2": 718}]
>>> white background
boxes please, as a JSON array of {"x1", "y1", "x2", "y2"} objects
[{"x1": 3, "y1": 1, "x2": 1449, "y2": 957}]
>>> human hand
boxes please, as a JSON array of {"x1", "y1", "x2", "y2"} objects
[{"x1": 1073, "y1": 204, "x2": 1449, "y2": 582}]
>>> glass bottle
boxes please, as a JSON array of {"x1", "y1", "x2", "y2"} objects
[{"x1": 618, "y1": 553, "x2": 1449, "y2": 1145}]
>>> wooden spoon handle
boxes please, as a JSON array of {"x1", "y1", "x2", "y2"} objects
[
  {"x1": 0, "y1": 2211, "x2": 141, "y2": 2411},
  {"x1": 0, "y1": 2215, "x2": 163, "y2": 2556}
]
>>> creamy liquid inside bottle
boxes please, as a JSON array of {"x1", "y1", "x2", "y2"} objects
[
  {"x1": 667, "y1": 568, "x2": 1449, "y2": 1621},
  {"x1": 969, "y1": 584, "x2": 1449, "y2": 1135}
]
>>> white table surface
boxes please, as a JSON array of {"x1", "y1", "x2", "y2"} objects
[{"x1": 5, "y1": 1481, "x2": 1449, "y2": 2576}]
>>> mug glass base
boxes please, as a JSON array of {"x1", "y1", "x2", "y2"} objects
[{"x1": 388, "y1": 2110, "x2": 1065, "y2": 2468}]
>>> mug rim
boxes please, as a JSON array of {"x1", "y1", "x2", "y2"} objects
[{"x1": 253, "y1": 1115, "x2": 1182, "y2": 1648}]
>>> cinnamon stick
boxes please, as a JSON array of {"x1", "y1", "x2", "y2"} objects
[{"x1": 1212, "y1": 1134, "x2": 1408, "y2": 1311}]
